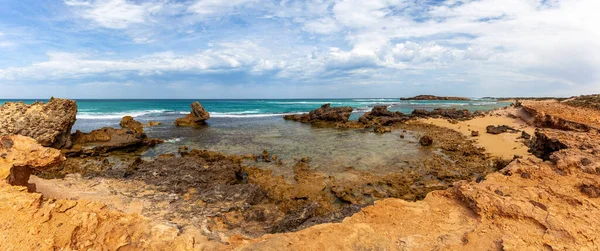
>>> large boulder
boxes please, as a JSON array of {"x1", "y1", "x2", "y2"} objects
[
  {"x1": 308, "y1": 104, "x2": 353, "y2": 122},
  {"x1": 0, "y1": 135, "x2": 65, "y2": 191},
  {"x1": 67, "y1": 117, "x2": 162, "y2": 157},
  {"x1": 175, "y1": 102, "x2": 210, "y2": 127},
  {"x1": 284, "y1": 104, "x2": 353, "y2": 123},
  {"x1": 0, "y1": 98, "x2": 77, "y2": 148},
  {"x1": 358, "y1": 106, "x2": 407, "y2": 126}
]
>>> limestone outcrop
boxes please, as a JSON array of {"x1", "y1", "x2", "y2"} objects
[
  {"x1": 0, "y1": 135, "x2": 65, "y2": 191},
  {"x1": 174, "y1": 101, "x2": 210, "y2": 127},
  {"x1": 0, "y1": 98, "x2": 77, "y2": 148}
]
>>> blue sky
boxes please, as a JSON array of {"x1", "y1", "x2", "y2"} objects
[{"x1": 0, "y1": 0, "x2": 598, "y2": 98}]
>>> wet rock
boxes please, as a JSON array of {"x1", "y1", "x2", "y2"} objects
[
  {"x1": 370, "y1": 106, "x2": 394, "y2": 117},
  {"x1": 359, "y1": 106, "x2": 408, "y2": 126},
  {"x1": 0, "y1": 98, "x2": 77, "y2": 148},
  {"x1": 374, "y1": 126, "x2": 391, "y2": 134},
  {"x1": 261, "y1": 150, "x2": 272, "y2": 162},
  {"x1": 486, "y1": 125, "x2": 517, "y2": 134},
  {"x1": 419, "y1": 135, "x2": 433, "y2": 146},
  {"x1": 471, "y1": 131, "x2": 479, "y2": 137},
  {"x1": 174, "y1": 101, "x2": 210, "y2": 127},
  {"x1": 146, "y1": 121, "x2": 162, "y2": 126},
  {"x1": 309, "y1": 104, "x2": 352, "y2": 122},
  {"x1": 120, "y1": 116, "x2": 144, "y2": 134},
  {"x1": 285, "y1": 104, "x2": 352, "y2": 124}
]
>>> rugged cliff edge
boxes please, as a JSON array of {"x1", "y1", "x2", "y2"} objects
[{"x1": 0, "y1": 98, "x2": 77, "y2": 148}]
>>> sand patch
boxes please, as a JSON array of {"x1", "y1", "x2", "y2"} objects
[{"x1": 421, "y1": 108, "x2": 536, "y2": 160}]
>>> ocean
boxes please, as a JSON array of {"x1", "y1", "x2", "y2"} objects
[{"x1": 2, "y1": 98, "x2": 509, "y2": 177}]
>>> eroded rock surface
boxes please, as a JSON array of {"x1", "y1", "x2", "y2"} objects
[
  {"x1": 175, "y1": 101, "x2": 210, "y2": 127},
  {"x1": 0, "y1": 135, "x2": 65, "y2": 191},
  {"x1": 0, "y1": 98, "x2": 77, "y2": 148}
]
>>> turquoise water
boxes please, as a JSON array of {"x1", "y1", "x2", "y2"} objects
[
  {"x1": 1, "y1": 98, "x2": 507, "y2": 124},
  {"x1": 1, "y1": 98, "x2": 508, "y2": 176}
]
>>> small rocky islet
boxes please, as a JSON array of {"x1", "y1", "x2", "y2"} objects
[{"x1": 1, "y1": 95, "x2": 600, "y2": 250}]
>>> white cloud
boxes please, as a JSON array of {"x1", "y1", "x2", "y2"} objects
[
  {"x1": 187, "y1": 0, "x2": 258, "y2": 17},
  {"x1": 65, "y1": 0, "x2": 164, "y2": 29},
  {"x1": 0, "y1": 41, "x2": 281, "y2": 81}
]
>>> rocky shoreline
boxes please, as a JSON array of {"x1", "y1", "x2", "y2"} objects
[{"x1": 1, "y1": 96, "x2": 600, "y2": 249}]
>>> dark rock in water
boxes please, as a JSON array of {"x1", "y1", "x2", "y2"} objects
[
  {"x1": 309, "y1": 104, "x2": 353, "y2": 122},
  {"x1": 471, "y1": 131, "x2": 480, "y2": 137},
  {"x1": 419, "y1": 135, "x2": 433, "y2": 146},
  {"x1": 174, "y1": 101, "x2": 210, "y2": 127},
  {"x1": 359, "y1": 106, "x2": 408, "y2": 126},
  {"x1": 370, "y1": 106, "x2": 393, "y2": 117},
  {"x1": 486, "y1": 125, "x2": 518, "y2": 134},
  {"x1": 120, "y1": 116, "x2": 144, "y2": 134},
  {"x1": 0, "y1": 98, "x2": 77, "y2": 149},
  {"x1": 284, "y1": 104, "x2": 352, "y2": 123},
  {"x1": 373, "y1": 126, "x2": 391, "y2": 133},
  {"x1": 400, "y1": 134, "x2": 405, "y2": 138}
]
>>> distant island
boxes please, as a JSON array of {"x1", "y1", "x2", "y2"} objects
[{"x1": 400, "y1": 95, "x2": 470, "y2": 101}]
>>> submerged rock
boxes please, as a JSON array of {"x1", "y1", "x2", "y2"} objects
[
  {"x1": 419, "y1": 135, "x2": 433, "y2": 146},
  {"x1": 174, "y1": 101, "x2": 210, "y2": 127},
  {"x1": 0, "y1": 98, "x2": 77, "y2": 148}
]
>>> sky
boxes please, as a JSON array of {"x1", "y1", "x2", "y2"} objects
[{"x1": 0, "y1": 0, "x2": 598, "y2": 99}]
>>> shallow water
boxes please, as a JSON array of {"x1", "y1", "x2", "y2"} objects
[
  {"x1": 1, "y1": 98, "x2": 509, "y2": 176},
  {"x1": 141, "y1": 116, "x2": 430, "y2": 178}
]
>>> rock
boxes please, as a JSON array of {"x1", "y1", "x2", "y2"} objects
[
  {"x1": 146, "y1": 121, "x2": 162, "y2": 126},
  {"x1": 419, "y1": 135, "x2": 433, "y2": 146},
  {"x1": 359, "y1": 106, "x2": 408, "y2": 126},
  {"x1": 369, "y1": 106, "x2": 393, "y2": 117},
  {"x1": 120, "y1": 116, "x2": 144, "y2": 134},
  {"x1": 411, "y1": 108, "x2": 473, "y2": 120},
  {"x1": 486, "y1": 125, "x2": 517, "y2": 134},
  {"x1": 471, "y1": 131, "x2": 479, "y2": 137},
  {"x1": 400, "y1": 134, "x2": 405, "y2": 138},
  {"x1": 400, "y1": 95, "x2": 470, "y2": 101},
  {"x1": 0, "y1": 135, "x2": 65, "y2": 191},
  {"x1": 520, "y1": 131, "x2": 531, "y2": 139},
  {"x1": 262, "y1": 150, "x2": 272, "y2": 162},
  {"x1": 373, "y1": 126, "x2": 391, "y2": 134},
  {"x1": 67, "y1": 126, "x2": 162, "y2": 157},
  {"x1": 174, "y1": 101, "x2": 210, "y2": 127},
  {"x1": 0, "y1": 98, "x2": 77, "y2": 148},
  {"x1": 308, "y1": 104, "x2": 353, "y2": 122}
]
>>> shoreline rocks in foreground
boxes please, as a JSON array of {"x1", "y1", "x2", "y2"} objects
[
  {"x1": 175, "y1": 101, "x2": 210, "y2": 127},
  {"x1": 400, "y1": 95, "x2": 470, "y2": 101},
  {"x1": 0, "y1": 98, "x2": 77, "y2": 148}
]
